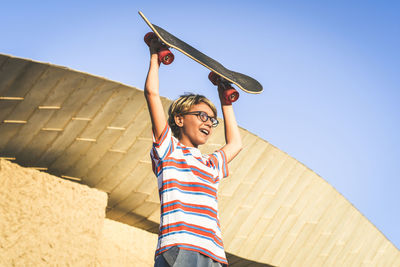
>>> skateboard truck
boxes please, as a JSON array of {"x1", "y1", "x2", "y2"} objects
[
  {"x1": 144, "y1": 32, "x2": 175, "y2": 65},
  {"x1": 208, "y1": 72, "x2": 239, "y2": 104}
]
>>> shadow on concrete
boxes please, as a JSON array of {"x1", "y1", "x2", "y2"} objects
[{"x1": 226, "y1": 253, "x2": 275, "y2": 266}]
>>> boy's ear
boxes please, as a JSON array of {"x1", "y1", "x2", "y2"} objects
[{"x1": 174, "y1": 115, "x2": 184, "y2": 127}]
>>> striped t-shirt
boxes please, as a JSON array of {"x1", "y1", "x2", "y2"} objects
[{"x1": 150, "y1": 124, "x2": 229, "y2": 265}]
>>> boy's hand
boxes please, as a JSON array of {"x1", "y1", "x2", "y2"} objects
[
  {"x1": 217, "y1": 83, "x2": 230, "y2": 105},
  {"x1": 149, "y1": 38, "x2": 162, "y2": 55},
  {"x1": 217, "y1": 82, "x2": 240, "y2": 105},
  {"x1": 148, "y1": 38, "x2": 162, "y2": 67}
]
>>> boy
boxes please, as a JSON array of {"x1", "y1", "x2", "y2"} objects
[{"x1": 145, "y1": 38, "x2": 242, "y2": 266}]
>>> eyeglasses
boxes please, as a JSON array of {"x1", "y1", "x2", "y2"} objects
[{"x1": 181, "y1": 111, "x2": 219, "y2": 127}]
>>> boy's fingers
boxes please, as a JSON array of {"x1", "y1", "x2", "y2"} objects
[
  {"x1": 149, "y1": 39, "x2": 163, "y2": 55},
  {"x1": 150, "y1": 38, "x2": 162, "y2": 49}
]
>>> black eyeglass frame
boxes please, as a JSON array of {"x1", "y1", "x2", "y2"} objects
[{"x1": 181, "y1": 111, "x2": 219, "y2": 127}]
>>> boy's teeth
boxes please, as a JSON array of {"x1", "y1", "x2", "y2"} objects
[{"x1": 201, "y1": 129, "x2": 209, "y2": 135}]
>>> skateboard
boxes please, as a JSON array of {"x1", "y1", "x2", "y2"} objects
[{"x1": 139, "y1": 11, "x2": 263, "y2": 103}]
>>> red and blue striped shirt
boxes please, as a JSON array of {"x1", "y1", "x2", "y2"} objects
[{"x1": 150, "y1": 124, "x2": 229, "y2": 265}]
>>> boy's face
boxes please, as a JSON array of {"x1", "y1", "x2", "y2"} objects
[{"x1": 176, "y1": 102, "x2": 216, "y2": 148}]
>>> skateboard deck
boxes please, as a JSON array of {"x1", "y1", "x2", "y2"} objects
[{"x1": 139, "y1": 11, "x2": 263, "y2": 94}]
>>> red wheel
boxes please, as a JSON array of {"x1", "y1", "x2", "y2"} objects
[
  {"x1": 144, "y1": 32, "x2": 156, "y2": 46},
  {"x1": 158, "y1": 46, "x2": 174, "y2": 65},
  {"x1": 208, "y1": 72, "x2": 219, "y2": 85},
  {"x1": 144, "y1": 32, "x2": 174, "y2": 65},
  {"x1": 223, "y1": 88, "x2": 239, "y2": 103}
]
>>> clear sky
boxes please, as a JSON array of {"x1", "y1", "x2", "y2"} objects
[{"x1": 1, "y1": 0, "x2": 399, "y2": 249}]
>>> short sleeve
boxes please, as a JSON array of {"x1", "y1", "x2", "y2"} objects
[
  {"x1": 151, "y1": 123, "x2": 174, "y2": 161},
  {"x1": 209, "y1": 149, "x2": 229, "y2": 179}
]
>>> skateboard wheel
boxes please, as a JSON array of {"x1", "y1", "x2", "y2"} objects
[
  {"x1": 223, "y1": 88, "x2": 239, "y2": 103},
  {"x1": 145, "y1": 32, "x2": 174, "y2": 65},
  {"x1": 158, "y1": 46, "x2": 174, "y2": 65},
  {"x1": 208, "y1": 72, "x2": 219, "y2": 85},
  {"x1": 144, "y1": 32, "x2": 156, "y2": 46}
]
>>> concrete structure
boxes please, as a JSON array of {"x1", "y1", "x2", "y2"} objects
[
  {"x1": 0, "y1": 53, "x2": 399, "y2": 266},
  {"x1": 0, "y1": 159, "x2": 157, "y2": 266}
]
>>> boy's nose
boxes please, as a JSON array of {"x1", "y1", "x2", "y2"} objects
[{"x1": 204, "y1": 119, "x2": 212, "y2": 127}]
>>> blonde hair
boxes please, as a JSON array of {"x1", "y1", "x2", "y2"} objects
[{"x1": 168, "y1": 94, "x2": 217, "y2": 138}]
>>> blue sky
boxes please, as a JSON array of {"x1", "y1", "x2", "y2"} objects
[{"x1": 1, "y1": 1, "x2": 399, "y2": 249}]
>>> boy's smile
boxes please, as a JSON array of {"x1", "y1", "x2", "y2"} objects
[
  {"x1": 200, "y1": 128, "x2": 210, "y2": 136},
  {"x1": 177, "y1": 102, "x2": 216, "y2": 148}
]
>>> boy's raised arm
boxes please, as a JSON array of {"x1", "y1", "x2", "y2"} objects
[
  {"x1": 144, "y1": 40, "x2": 167, "y2": 141},
  {"x1": 218, "y1": 86, "x2": 243, "y2": 163}
]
